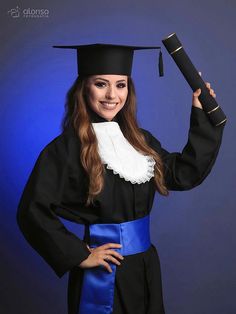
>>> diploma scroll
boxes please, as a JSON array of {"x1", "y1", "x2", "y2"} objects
[{"x1": 162, "y1": 33, "x2": 227, "y2": 127}]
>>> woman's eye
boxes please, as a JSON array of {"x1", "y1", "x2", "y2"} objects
[
  {"x1": 94, "y1": 82, "x2": 126, "y2": 88},
  {"x1": 117, "y1": 83, "x2": 126, "y2": 88},
  {"x1": 95, "y1": 82, "x2": 106, "y2": 88}
]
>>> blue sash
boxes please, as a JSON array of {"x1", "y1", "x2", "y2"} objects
[{"x1": 78, "y1": 214, "x2": 151, "y2": 314}]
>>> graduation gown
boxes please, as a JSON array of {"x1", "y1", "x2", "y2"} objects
[{"x1": 16, "y1": 106, "x2": 226, "y2": 314}]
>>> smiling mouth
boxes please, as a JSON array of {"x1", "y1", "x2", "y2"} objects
[{"x1": 100, "y1": 102, "x2": 118, "y2": 109}]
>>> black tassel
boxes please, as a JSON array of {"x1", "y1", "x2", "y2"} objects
[{"x1": 158, "y1": 50, "x2": 164, "y2": 77}]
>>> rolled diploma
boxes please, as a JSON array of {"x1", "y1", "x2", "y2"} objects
[{"x1": 162, "y1": 33, "x2": 227, "y2": 126}]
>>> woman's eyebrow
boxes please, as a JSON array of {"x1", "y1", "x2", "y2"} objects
[{"x1": 93, "y1": 78, "x2": 127, "y2": 83}]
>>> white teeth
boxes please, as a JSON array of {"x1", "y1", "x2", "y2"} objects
[{"x1": 100, "y1": 102, "x2": 117, "y2": 109}]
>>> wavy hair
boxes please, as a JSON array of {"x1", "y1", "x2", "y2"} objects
[{"x1": 61, "y1": 76, "x2": 169, "y2": 206}]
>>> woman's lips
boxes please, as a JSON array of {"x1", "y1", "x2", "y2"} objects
[{"x1": 100, "y1": 102, "x2": 118, "y2": 109}]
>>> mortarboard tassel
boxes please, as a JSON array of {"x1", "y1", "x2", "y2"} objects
[{"x1": 158, "y1": 50, "x2": 164, "y2": 77}]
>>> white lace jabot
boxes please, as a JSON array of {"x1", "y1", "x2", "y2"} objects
[{"x1": 92, "y1": 122, "x2": 155, "y2": 184}]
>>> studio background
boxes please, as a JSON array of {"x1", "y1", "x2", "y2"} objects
[{"x1": 1, "y1": 0, "x2": 235, "y2": 313}]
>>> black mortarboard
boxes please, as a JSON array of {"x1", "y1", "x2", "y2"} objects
[{"x1": 53, "y1": 43, "x2": 164, "y2": 77}]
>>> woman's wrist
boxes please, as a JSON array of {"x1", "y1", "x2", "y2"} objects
[{"x1": 192, "y1": 103, "x2": 203, "y2": 110}]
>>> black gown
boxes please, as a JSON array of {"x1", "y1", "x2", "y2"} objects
[{"x1": 16, "y1": 106, "x2": 226, "y2": 314}]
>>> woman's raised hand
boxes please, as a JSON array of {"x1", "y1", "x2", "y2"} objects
[
  {"x1": 192, "y1": 72, "x2": 217, "y2": 109},
  {"x1": 78, "y1": 243, "x2": 124, "y2": 273}
]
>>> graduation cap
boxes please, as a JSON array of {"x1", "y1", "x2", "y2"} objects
[{"x1": 53, "y1": 43, "x2": 164, "y2": 77}]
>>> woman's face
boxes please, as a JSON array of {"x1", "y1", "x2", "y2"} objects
[{"x1": 85, "y1": 74, "x2": 128, "y2": 121}]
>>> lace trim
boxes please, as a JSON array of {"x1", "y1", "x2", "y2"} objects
[
  {"x1": 101, "y1": 155, "x2": 156, "y2": 184},
  {"x1": 92, "y1": 121, "x2": 156, "y2": 184}
]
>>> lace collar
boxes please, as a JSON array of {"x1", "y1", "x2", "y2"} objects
[{"x1": 92, "y1": 121, "x2": 155, "y2": 184}]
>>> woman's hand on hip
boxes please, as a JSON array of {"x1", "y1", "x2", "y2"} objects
[{"x1": 78, "y1": 243, "x2": 124, "y2": 273}]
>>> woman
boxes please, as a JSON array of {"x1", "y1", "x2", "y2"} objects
[{"x1": 17, "y1": 44, "x2": 226, "y2": 314}]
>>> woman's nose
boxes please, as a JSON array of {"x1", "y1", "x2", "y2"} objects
[{"x1": 105, "y1": 86, "x2": 116, "y2": 99}]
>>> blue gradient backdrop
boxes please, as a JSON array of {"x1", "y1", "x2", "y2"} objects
[{"x1": 1, "y1": 0, "x2": 235, "y2": 313}]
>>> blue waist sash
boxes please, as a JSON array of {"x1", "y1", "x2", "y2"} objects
[{"x1": 78, "y1": 214, "x2": 151, "y2": 314}]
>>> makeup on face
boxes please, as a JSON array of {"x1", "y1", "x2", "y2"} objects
[{"x1": 86, "y1": 75, "x2": 128, "y2": 121}]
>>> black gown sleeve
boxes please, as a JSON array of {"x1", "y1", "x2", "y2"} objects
[
  {"x1": 141, "y1": 106, "x2": 226, "y2": 190},
  {"x1": 16, "y1": 135, "x2": 91, "y2": 278}
]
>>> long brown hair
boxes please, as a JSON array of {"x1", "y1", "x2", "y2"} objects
[{"x1": 62, "y1": 76, "x2": 169, "y2": 206}]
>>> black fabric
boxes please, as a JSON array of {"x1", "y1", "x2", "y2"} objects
[
  {"x1": 16, "y1": 106, "x2": 226, "y2": 314},
  {"x1": 53, "y1": 43, "x2": 162, "y2": 76}
]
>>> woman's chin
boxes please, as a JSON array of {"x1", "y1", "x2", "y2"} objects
[{"x1": 99, "y1": 110, "x2": 118, "y2": 121}]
